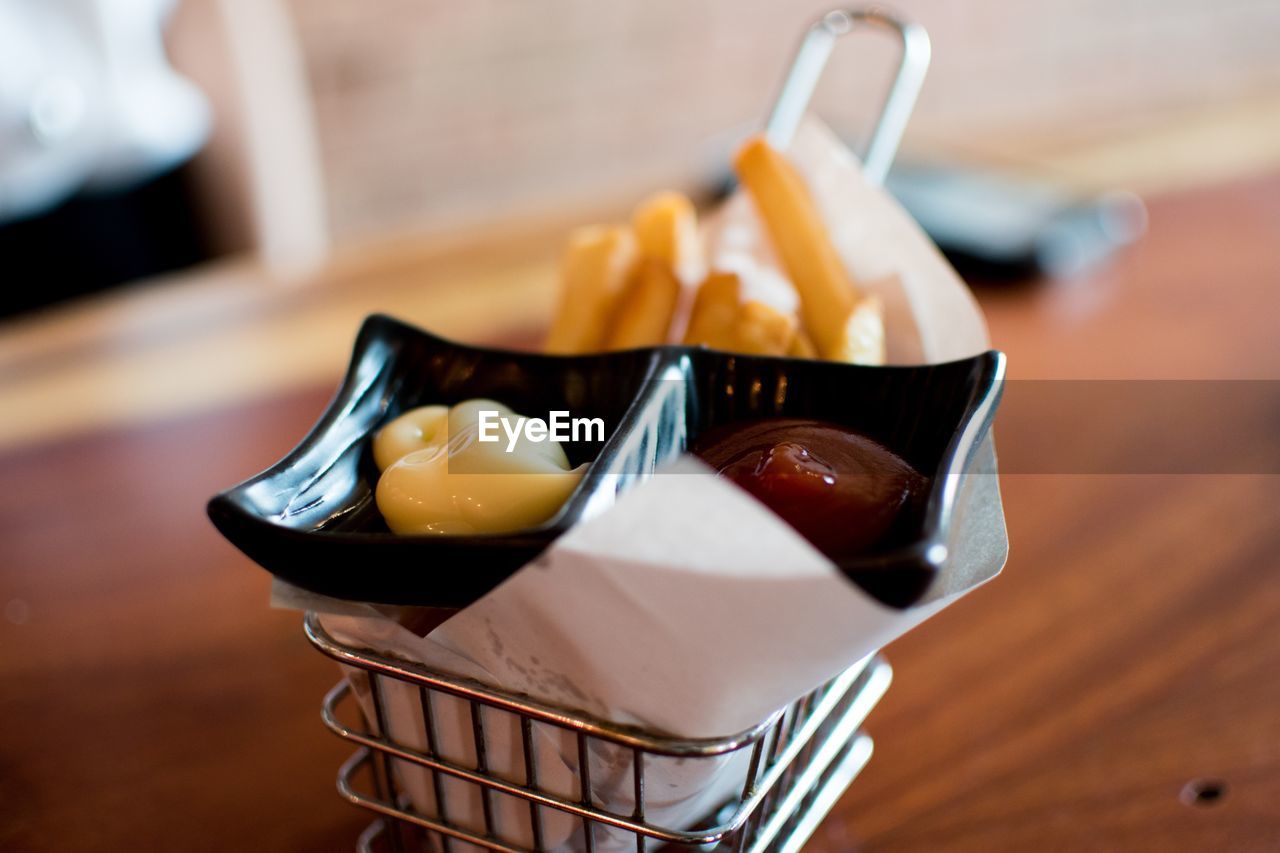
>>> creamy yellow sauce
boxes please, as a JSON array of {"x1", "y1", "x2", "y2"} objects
[{"x1": 373, "y1": 399, "x2": 586, "y2": 535}]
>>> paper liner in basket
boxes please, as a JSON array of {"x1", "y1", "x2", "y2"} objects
[{"x1": 297, "y1": 116, "x2": 1008, "y2": 851}]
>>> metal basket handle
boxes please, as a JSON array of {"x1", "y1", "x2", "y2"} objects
[{"x1": 765, "y1": 7, "x2": 931, "y2": 186}]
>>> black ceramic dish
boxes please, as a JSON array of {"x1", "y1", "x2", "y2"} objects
[
  {"x1": 209, "y1": 314, "x2": 1004, "y2": 610},
  {"x1": 207, "y1": 315, "x2": 665, "y2": 606},
  {"x1": 678, "y1": 347, "x2": 1004, "y2": 606}
]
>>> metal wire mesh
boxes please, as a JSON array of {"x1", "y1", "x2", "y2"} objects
[{"x1": 305, "y1": 613, "x2": 891, "y2": 852}]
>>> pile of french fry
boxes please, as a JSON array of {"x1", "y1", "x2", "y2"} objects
[{"x1": 545, "y1": 136, "x2": 885, "y2": 365}]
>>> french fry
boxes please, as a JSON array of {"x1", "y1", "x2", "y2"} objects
[
  {"x1": 545, "y1": 225, "x2": 636, "y2": 354},
  {"x1": 604, "y1": 259, "x2": 681, "y2": 350},
  {"x1": 733, "y1": 136, "x2": 859, "y2": 359},
  {"x1": 831, "y1": 294, "x2": 886, "y2": 365},
  {"x1": 631, "y1": 191, "x2": 698, "y2": 276},
  {"x1": 788, "y1": 328, "x2": 818, "y2": 359},
  {"x1": 546, "y1": 162, "x2": 878, "y2": 361},
  {"x1": 732, "y1": 300, "x2": 797, "y2": 357},
  {"x1": 683, "y1": 271, "x2": 741, "y2": 350}
]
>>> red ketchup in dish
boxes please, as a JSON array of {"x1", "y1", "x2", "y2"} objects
[{"x1": 691, "y1": 418, "x2": 927, "y2": 561}]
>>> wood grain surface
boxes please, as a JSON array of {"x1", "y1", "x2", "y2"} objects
[{"x1": 2, "y1": 174, "x2": 1279, "y2": 851}]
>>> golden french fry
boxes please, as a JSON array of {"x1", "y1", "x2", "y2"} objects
[
  {"x1": 732, "y1": 300, "x2": 797, "y2": 357},
  {"x1": 604, "y1": 259, "x2": 681, "y2": 349},
  {"x1": 831, "y1": 294, "x2": 886, "y2": 365},
  {"x1": 683, "y1": 271, "x2": 741, "y2": 349},
  {"x1": 631, "y1": 191, "x2": 698, "y2": 274},
  {"x1": 788, "y1": 328, "x2": 818, "y2": 359},
  {"x1": 734, "y1": 136, "x2": 860, "y2": 359},
  {"x1": 545, "y1": 225, "x2": 636, "y2": 354}
]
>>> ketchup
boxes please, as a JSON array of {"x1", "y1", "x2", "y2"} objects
[{"x1": 691, "y1": 418, "x2": 927, "y2": 561}]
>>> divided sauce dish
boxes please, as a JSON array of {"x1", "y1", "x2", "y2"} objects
[{"x1": 208, "y1": 314, "x2": 1004, "y2": 609}]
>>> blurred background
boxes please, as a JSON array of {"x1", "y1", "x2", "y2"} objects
[{"x1": 3, "y1": 0, "x2": 1279, "y2": 316}]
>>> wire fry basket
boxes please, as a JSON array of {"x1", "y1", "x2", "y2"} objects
[
  {"x1": 302, "y1": 8, "x2": 929, "y2": 851},
  {"x1": 307, "y1": 614, "x2": 891, "y2": 852}
]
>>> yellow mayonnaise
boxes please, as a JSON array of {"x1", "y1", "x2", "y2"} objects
[{"x1": 373, "y1": 400, "x2": 586, "y2": 535}]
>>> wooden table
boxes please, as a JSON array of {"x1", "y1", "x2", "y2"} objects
[{"x1": 2, "y1": 174, "x2": 1279, "y2": 852}]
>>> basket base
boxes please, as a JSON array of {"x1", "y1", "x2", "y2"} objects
[{"x1": 339, "y1": 658, "x2": 891, "y2": 852}]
